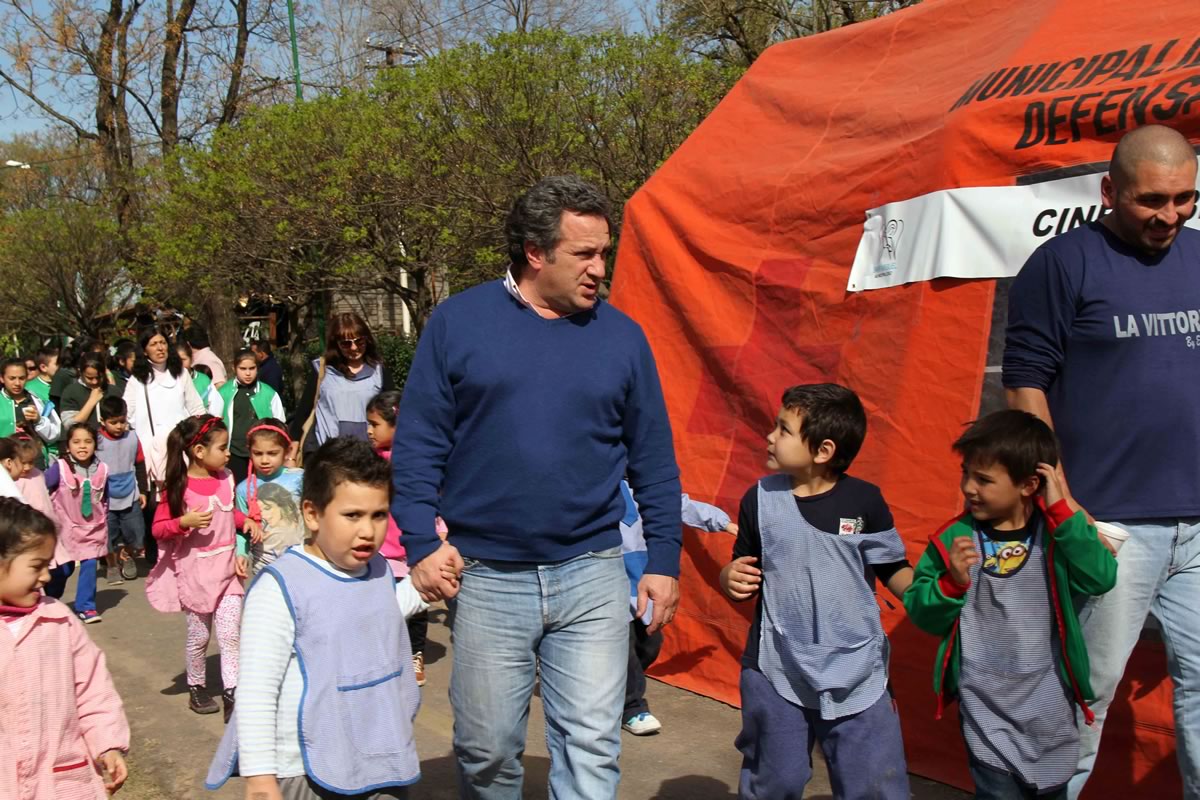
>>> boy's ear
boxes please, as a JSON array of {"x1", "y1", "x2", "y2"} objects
[
  {"x1": 1019, "y1": 473, "x2": 1041, "y2": 498},
  {"x1": 301, "y1": 499, "x2": 322, "y2": 534},
  {"x1": 812, "y1": 438, "x2": 837, "y2": 466}
]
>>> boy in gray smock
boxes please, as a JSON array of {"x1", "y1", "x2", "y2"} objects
[{"x1": 720, "y1": 384, "x2": 913, "y2": 800}]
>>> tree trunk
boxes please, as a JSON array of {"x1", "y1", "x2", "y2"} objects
[{"x1": 197, "y1": 290, "x2": 241, "y2": 366}]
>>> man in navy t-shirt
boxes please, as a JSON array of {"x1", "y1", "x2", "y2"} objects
[
  {"x1": 391, "y1": 176, "x2": 682, "y2": 799},
  {"x1": 1003, "y1": 124, "x2": 1200, "y2": 798}
]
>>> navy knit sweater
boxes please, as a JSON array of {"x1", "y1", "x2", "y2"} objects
[{"x1": 391, "y1": 280, "x2": 683, "y2": 576}]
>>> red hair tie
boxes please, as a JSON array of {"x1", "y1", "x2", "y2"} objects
[
  {"x1": 246, "y1": 471, "x2": 262, "y2": 524},
  {"x1": 187, "y1": 416, "x2": 221, "y2": 449},
  {"x1": 246, "y1": 423, "x2": 292, "y2": 444}
]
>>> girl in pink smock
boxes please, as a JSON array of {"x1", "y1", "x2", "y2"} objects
[
  {"x1": 146, "y1": 414, "x2": 257, "y2": 722},
  {"x1": 9, "y1": 436, "x2": 69, "y2": 591},
  {"x1": 0, "y1": 497, "x2": 129, "y2": 800},
  {"x1": 47, "y1": 423, "x2": 108, "y2": 625}
]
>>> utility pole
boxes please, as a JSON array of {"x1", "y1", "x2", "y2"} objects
[{"x1": 286, "y1": 0, "x2": 303, "y2": 100}]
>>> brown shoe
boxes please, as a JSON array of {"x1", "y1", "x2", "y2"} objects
[
  {"x1": 189, "y1": 685, "x2": 219, "y2": 715},
  {"x1": 413, "y1": 652, "x2": 426, "y2": 687},
  {"x1": 222, "y1": 688, "x2": 236, "y2": 724}
]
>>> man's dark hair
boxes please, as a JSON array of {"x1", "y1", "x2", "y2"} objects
[
  {"x1": 302, "y1": 437, "x2": 392, "y2": 513},
  {"x1": 780, "y1": 383, "x2": 867, "y2": 474},
  {"x1": 35, "y1": 346, "x2": 60, "y2": 368},
  {"x1": 99, "y1": 396, "x2": 127, "y2": 421},
  {"x1": 251, "y1": 338, "x2": 272, "y2": 357},
  {"x1": 185, "y1": 325, "x2": 211, "y2": 350},
  {"x1": 505, "y1": 176, "x2": 612, "y2": 273},
  {"x1": 953, "y1": 410, "x2": 1059, "y2": 484}
]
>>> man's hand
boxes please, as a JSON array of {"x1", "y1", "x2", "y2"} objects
[
  {"x1": 720, "y1": 556, "x2": 761, "y2": 601},
  {"x1": 410, "y1": 541, "x2": 464, "y2": 602},
  {"x1": 947, "y1": 537, "x2": 979, "y2": 587},
  {"x1": 638, "y1": 573, "x2": 679, "y2": 635},
  {"x1": 98, "y1": 749, "x2": 128, "y2": 794},
  {"x1": 244, "y1": 775, "x2": 284, "y2": 800}
]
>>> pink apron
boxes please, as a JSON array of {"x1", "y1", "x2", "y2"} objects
[
  {"x1": 50, "y1": 460, "x2": 109, "y2": 562},
  {"x1": 16, "y1": 471, "x2": 69, "y2": 567},
  {"x1": 145, "y1": 472, "x2": 244, "y2": 615}
]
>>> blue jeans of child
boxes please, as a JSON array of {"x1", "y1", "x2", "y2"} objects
[
  {"x1": 449, "y1": 546, "x2": 629, "y2": 800},
  {"x1": 45, "y1": 560, "x2": 75, "y2": 599},
  {"x1": 107, "y1": 505, "x2": 146, "y2": 552},
  {"x1": 74, "y1": 559, "x2": 98, "y2": 613},
  {"x1": 971, "y1": 759, "x2": 1066, "y2": 799},
  {"x1": 1069, "y1": 518, "x2": 1200, "y2": 799},
  {"x1": 736, "y1": 667, "x2": 909, "y2": 800}
]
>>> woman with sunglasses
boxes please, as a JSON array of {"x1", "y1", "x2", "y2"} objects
[{"x1": 289, "y1": 312, "x2": 394, "y2": 459}]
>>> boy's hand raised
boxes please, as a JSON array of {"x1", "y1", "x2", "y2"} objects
[
  {"x1": 947, "y1": 538, "x2": 979, "y2": 587},
  {"x1": 720, "y1": 556, "x2": 762, "y2": 601},
  {"x1": 1037, "y1": 462, "x2": 1068, "y2": 507}
]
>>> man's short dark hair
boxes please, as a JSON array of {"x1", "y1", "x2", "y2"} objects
[
  {"x1": 780, "y1": 383, "x2": 866, "y2": 474},
  {"x1": 185, "y1": 325, "x2": 211, "y2": 350},
  {"x1": 99, "y1": 396, "x2": 127, "y2": 420},
  {"x1": 251, "y1": 338, "x2": 272, "y2": 357},
  {"x1": 953, "y1": 410, "x2": 1059, "y2": 484},
  {"x1": 302, "y1": 437, "x2": 392, "y2": 513},
  {"x1": 505, "y1": 176, "x2": 612, "y2": 273}
]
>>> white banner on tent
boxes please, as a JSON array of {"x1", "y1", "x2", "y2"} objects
[{"x1": 847, "y1": 156, "x2": 1200, "y2": 293}]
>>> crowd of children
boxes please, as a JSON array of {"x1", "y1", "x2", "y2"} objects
[{"x1": 1, "y1": 335, "x2": 1124, "y2": 800}]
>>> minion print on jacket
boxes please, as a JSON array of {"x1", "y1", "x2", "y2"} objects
[{"x1": 981, "y1": 535, "x2": 1033, "y2": 576}]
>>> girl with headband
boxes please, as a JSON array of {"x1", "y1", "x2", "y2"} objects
[
  {"x1": 234, "y1": 418, "x2": 304, "y2": 577},
  {"x1": 146, "y1": 414, "x2": 262, "y2": 721}
]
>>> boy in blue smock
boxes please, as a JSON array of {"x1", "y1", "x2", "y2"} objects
[{"x1": 720, "y1": 383, "x2": 913, "y2": 800}]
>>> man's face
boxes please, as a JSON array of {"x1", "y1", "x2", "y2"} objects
[
  {"x1": 3, "y1": 365, "x2": 27, "y2": 396},
  {"x1": 525, "y1": 212, "x2": 610, "y2": 316},
  {"x1": 1102, "y1": 159, "x2": 1198, "y2": 253},
  {"x1": 250, "y1": 344, "x2": 267, "y2": 364}
]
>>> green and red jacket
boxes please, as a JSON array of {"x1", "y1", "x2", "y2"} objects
[{"x1": 903, "y1": 498, "x2": 1117, "y2": 723}]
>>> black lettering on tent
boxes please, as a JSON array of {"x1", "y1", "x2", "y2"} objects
[
  {"x1": 1028, "y1": 62, "x2": 1063, "y2": 94},
  {"x1": 1055, "y1": 209, "x2": 1070, "y2": 235},
  {"x1": 1078, "y1": 50, "x2": 1127, "y2": 88},
  {"x1": 1141, "y1": 40, "x2": 1178, "y2": 78},
  {"x1": 1173, "y1": 37, "x2": 1200, "y2": 70},
  {"x1": 1015, "y1": 102, "x2": 1046, "y2": 150},
  {"x1": 1033, "y1": 209, "x2": 1056, "y2": 236},
  {"x1": 1094, "y1": 88, "x2": 1133, "y2": 135},
  {"x1": 1106, "y1": 45, "x2": 1149, "y2": 83},
  {"x1": 1069, "y1": 92, "x2": 1102, "y2": 140},
  {"x1": 978, "y1": 67, "x2": 1020, "y2": 102},
  {"x1": 1118, "y1": 83, "x2": 1165, "y2": 128},
  {"x1": 1153, "y1": 75, "x2": 1200, "y2": 121},
  {"x1": 950, "y1": 74, "x2": 990, "y2": 111},
  {"x1": 1064, "y1": 55, "x2": 1102, "y2": 89},
  {"x1": 1067, "y1": 206, "x2": 1097, "y2": 231},
  {"x1": 1047, "y1": 96, "x2": 1073, "y2": 144},
  {"x1": 1048, "y1": 58, "x2": 1086, "y2": 91},
  {"x1": 998, "y1": 64, "x2": 1049, "y2": 99}
]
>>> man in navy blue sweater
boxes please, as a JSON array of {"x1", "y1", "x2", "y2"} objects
[
  {"x1": 391, "y1": 176, "x2": 682, "y2": 799},
  {"x1": 1003, "y1": 124, "x2": 1200, "y2": 798}
]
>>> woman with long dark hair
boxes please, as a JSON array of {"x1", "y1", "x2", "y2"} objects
[
  {"x1": 288, "y1": 312, "x2": 393, "y2": 458},
  {"x1": 124, "y1": 326, "x2": 206, "y2": 563}
]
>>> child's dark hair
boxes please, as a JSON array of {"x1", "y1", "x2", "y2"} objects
[
  {"x1": 0, "y1": 497, "x2": 56, "y2": 562},
  {"x1": 780, "y1": 383, "x2": 867, "y2": 474},
  {"x1": 1, "y1": 356, "x2": 26, "y2": 375},
  {"x1": 35, "y1": 346, "x2": 59, "y2": 369},
  {"x1": 302, "y1": 437, "x2": 391, "y2": 513},
  {"x1": 0, "y1": 437, "x2": 19, "y2": 463},
  {"x1": 63, "y1": 421, "x2": 97, "y2": 447},
  {"x1": 193, "y1": 364, "x2": 213, "y2": 380},
  {"x1": 99, "y1": 395, "x2": 127, "y2": 420},
  {"x1": 953, "y1": 410, "x2": 1059, "y2": 484},
  {"x1": 10, "y1": 435, "x2": 38, "y2": 463},
  {"x1": 233, "y1": 348, "x2": 257, "y2": 369},
  {"x1": 76, "y1": 352, "x2": 110, "y2": 389},
  {"x1": 113, "y1": 339, "x2": 137, "y2": 364},
  {"x1": 248, "y1": 417, "x2": 290, "y2": 450},
  {"x1": 164, "y1": 415, "x2": 228, "y2": 517},
  {"x1": 366, "y1": 390, "x2": 403, "y2": 426}
]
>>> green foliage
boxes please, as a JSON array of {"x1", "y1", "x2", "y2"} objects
[{"x1": 377, "y1": 334, "x2": 418, "y2": 389}]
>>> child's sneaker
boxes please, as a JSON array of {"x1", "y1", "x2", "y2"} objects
[
  {"x1": 622, "y1": 712, "x2": 662, "y2": 735},
  {"x1": 413, "y1": 652, "x2": 426, "y2": 687},
  {"x1": 106, "y1": 571, "x2": 124, "y2": 587},
  {"x1": 77, "y1": 609, "x2": 102, "y2": 624},
  {"x1": 189, "y1": 685, "x2": 220, "y2": 715},
  {"x1": 119, "y1": 554, "x2": 138, "y2": 581}
]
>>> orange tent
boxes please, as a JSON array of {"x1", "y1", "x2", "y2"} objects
[{"x1": 610, "y1": 1, "x2": 1200, "y2": 794}]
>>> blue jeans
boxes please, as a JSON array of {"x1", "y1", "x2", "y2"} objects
[
  {"x1": 971, "y1": 758, "x2": 1066, "y2": 799},
  {"x1": 45, "y1": 560, "x2": 75, "y2": 599},
  {"x1": 449, "y1": 546, "x2": 629, "y2": 800},
  {"x1": 74, "y1": 559, "x2": 98, "y2": 613},
  {"x1": 1069, "y1": 519, "x2": 1200, "y2": 799},
  {"x1": 107, "y1": 505, "x2": 146, "y2": 551}
]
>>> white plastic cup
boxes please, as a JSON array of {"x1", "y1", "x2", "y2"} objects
[{"x1": 1095, "y1": 521, "x2": 1130, "y2": 555}]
